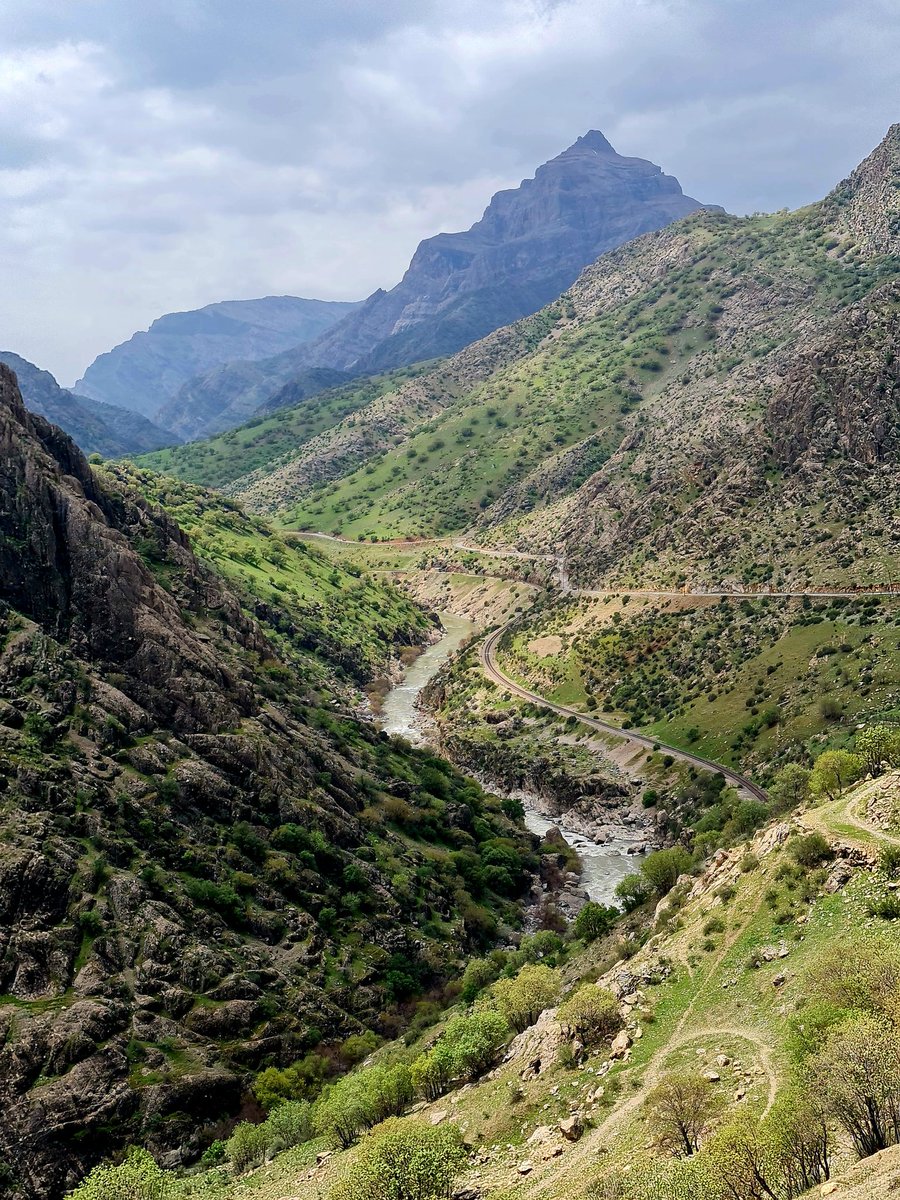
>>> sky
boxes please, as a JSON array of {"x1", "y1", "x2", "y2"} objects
[{"x1": 2, "y1": 1, "x2": 899, "y2": 384}]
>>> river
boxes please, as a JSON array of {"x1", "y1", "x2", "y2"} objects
[{"x1": 379, "y1": 614, "x2": 642, "y2": 907}]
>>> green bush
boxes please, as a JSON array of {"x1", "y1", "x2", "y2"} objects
[
  {"x1": 573, "y1": 901, "x2": 618, "y2": 943},
  {"x1": 67, "y1": 1148, "x2": 177, "y2": 1199},
  {"x1": 787, "y1": 832, "x2": 831, "y2": 868},
  {"x1": 329, "y1": 1117, "x2": 467, "y2": 1200},
  {"x1": 490, "y1": 963, "x2": 561, "y2": 1032},
  {"x1": 640, "y1": 847, "x2": 693, "y2": 897},
  {"x1": 557, "y1": 985, "x2": 622, "y2": 1046}
]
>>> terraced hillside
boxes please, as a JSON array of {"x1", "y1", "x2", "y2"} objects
[{"x1": 142, "y1": 127, "x2": 900, "y2": 592}]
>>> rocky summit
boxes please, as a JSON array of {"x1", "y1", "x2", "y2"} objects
[{"x1": 158, "y1": 132, "x2": 715, "y2": 437}]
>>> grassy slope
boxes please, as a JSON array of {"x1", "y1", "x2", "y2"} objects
[
  {"x1": 168, "y1": 772, "x2": 900, "y2": 1200},
  {"x1": 499, "y1": 593, "x2": 900, "y2": 774},
  {"x1": 134, "y1": 363, "x2": 431, "y2": 490},
  {"x1": 109, "y1": 463, "x2": 433, "y2": 684}
]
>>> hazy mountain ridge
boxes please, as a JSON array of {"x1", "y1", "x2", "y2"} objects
[
  {"x1": 0, "y1": 350, "x2": 176, "y2": 457},
  {"x1": 75, "y1": 296, "x2": 358, "y2": 434}
]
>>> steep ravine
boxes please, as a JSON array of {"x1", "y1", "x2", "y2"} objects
[{"x1": 378, "y1": 614, "x2": 646, "y2": 907}]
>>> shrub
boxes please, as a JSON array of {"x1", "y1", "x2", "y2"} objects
[
  {"x1": 67, "y1": 1148, "x2": 178, "y2": 1199},
  {"x1": 787, "y1": 832, "x2": 831, "y2": 868},
  {"x1": 880, "y1": 843, "x2": 900, "y2": 880},
  {"x1": 615, "y1": 872, "x2": 650, "y2": 912},
  {"x1": 640, "y1": 847, "x2": 693, "y2": 897},
  {"x1": 459, "y1": 957, "x2": 500, "y2": 1004},
  {"x1": 807, "y1": 1014, "x2": 900, "y2": 1158},
  {"x1": 264, "y1": 1100, "x2": 312, "y2": 1155},
  {"x1": 573, "y1": 901, "x2": 618, "y2": 943},
  {"x1": 557, "y1": 985, "x2": 622, "y2": 1046},
  {"x1": 645, "y1": 1073, "x2": 723, "y2": 1156},
  {"x1": 226, "y1": 1121, "x2": 268, "y2": 1173},
  {"x1": 253, "y1": 1053, "x2": 328, "y2": 1109},
  {"x1": 490, "y1": 964, "x2": 561, "y2": 1032},
  {"x1": 328, "y1": 1118, "x2": 467, "y2": 1200}
]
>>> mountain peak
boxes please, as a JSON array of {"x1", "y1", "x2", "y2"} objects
[{"x1": 565, "y1": 129, "x2": 617, "y2": 156}]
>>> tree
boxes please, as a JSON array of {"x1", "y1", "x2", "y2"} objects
[
  {"x1": 809, "y1": 749, "x2": 863, "y2": 803},
  {"x1": 253, "y1": 1052, "x2": 328, "y2": 1109},
  {"x1": 490, "y1": 964, "x2": 561, "y2": 1032},
  {"x1": 640, "y1": 847, "x2": 693, "y2": 898},
  {"x1": 573, "y1": 901, "x2": 618, "y2": 943},
  {"x1": 645, "y1": 1073, "x2": 723, "y2": 1157},
  {"x1": 557, "y1": 985, "x2": 622, "y2": 1046},
  {"x1": 263, "y1": 1100, "x2": 312, "y2": 1155},
  {"x1": 615, "y1": 872, "x2": 651, "y2": 912},
  {"x1": 226, "y1": 1122, "x2": 268, "y2": 1174},
  {"x1": 459, "y1": 957, "x2": 500, "y2": 1003},
  {"x1": 411, "y1": 1045, "x2": 453, "y2": 1102},
  {"x1": 441, "y1": 1011, "x2": 510, "y2": 1080},
  {"x1": 769, "y1": 763, "x2": 811, "y2": 812},
  {"x1": 314, "y1": 1073, "x2": 377, "y2": 1149},
  {"x1": 807, "y1": 1014, "x2": 900, "y2": 1158},
  {"x1": 329, "y1": 1118, "x2": 467, "y2": 1200},
  {"x1": 67, "y1": 1149, "x2": 177, "y2": 1200},
  {"x1": 856, "y1": 725, "x2": 900, "y2": 775}
]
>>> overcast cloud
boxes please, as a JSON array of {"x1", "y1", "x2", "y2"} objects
[{"x1": 2, "y1": 0, "x2": 899, "y2": 383}]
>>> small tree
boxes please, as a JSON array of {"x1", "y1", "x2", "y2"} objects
[
  {"x1": 226, "y1": 1122, "x2": 268, "y2": 1174},
  {"x1": 573, "y1": 901, "x2": 618, "y2": 943},
  {"x1": 615, "y1": 872, "x2": 650, "y2": 912},
  {"x1": 857, "y1": 725, "x2": 900, "y2": 775},
  {"x1": 769, "y1": 763, "x2": 811, "y2": 812},
  {"x1": 313, "y1": 1073, "x2": 375, "y2": 1149},
  {"x1": 557, "y1": 985, "x2": 622, "y2": 1046},
  {"x1": 490, "y1": 963, "x2": 561, "y2": 1032},
  {"x1": 263, "y1": 1100, "x2": 312, "y2": 1155},
  {"x1": 640, "y1": 847, "x2": 693, "y2": 897},
  {"x1": 67, "y1": 1149, "x2": 177, "y2": 1200},
  {"x1": 329, "y1": 1118, "x2": 467, "y2": 1200},
  {"x1": 809, "y1": 749, "x2": 863, "y2": 803},
  {"x1": 645, "y1": 1073, "x2": 723, "y2": 1157},
  {"x1": 808, "y1": 1014, "x2": 900, "y2": 1158}
]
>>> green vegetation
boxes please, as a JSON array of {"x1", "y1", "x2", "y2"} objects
[
  {"x1": 107, "y1": 462, "x2": 432, "y2": 683},
  {"x1": 135, "y1": 364, "x2": 433, "y2": 490}
]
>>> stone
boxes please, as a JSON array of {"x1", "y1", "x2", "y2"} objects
[
  {"x1": 517, "y1": 1160, "x2": 534, "y2": 1175},
  {"x1": 610, "y1": 1029, "x2": 632, "y2": 1058},
  {"x1": 558, "y1": 1114, "x2": 584, "y2": 1142}
]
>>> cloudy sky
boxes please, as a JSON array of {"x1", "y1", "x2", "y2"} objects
[{"x1": 2, "y1": 0, "x2": 899, "y2": 384}]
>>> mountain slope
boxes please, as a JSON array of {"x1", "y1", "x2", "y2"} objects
[
  {"x1": 0, "y1": 351, "x2": 176, "y2": 457},
  {"x1": 0, "y1": 365, "x2": 532, "y2": 1198},
  {"x1": 192, "y1": 126, "x2": 899, "y2": 591},
  {"x1": 75, "y1": 296, "x2": 358, "y2": 432},
  {"x1": 155, "y1": 132, "x2": 715, "y2": 438}
]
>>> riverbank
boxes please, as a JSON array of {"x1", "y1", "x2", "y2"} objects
[{"x1": 377, "y1": 614, "x2": 646, "y2": 908}]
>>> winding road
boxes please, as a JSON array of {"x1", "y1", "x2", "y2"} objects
[{"x1": 480, "y1": 621, "x2": 771, "y2": 805}]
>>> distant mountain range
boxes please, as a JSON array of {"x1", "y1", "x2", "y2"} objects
[
  {"x1": 74, "y1": 295, "x2": 359, "y2": 435},
  {"x1": 76, "y1": 132, "x2": 717, "y2": 443},
  {"x1": 0, "y1": 351, "x2": 175, "y2": 457},
  {"x1": 144, "y1": 125, "x2": 900, "y2": 593}
]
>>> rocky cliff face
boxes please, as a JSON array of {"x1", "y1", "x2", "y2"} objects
[
  {"x1": 163, "y1": 132, "x2": 715, "y2": 438},
  {"x1": 0, "y1": 351, "x2": 175, "y2": 458},
  {"x1": 0, "y1": 365, "x2": 529, "y2": 1198},
  {"x1": 75, "y1": 295, "x2": 358, "y2": 429}
]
